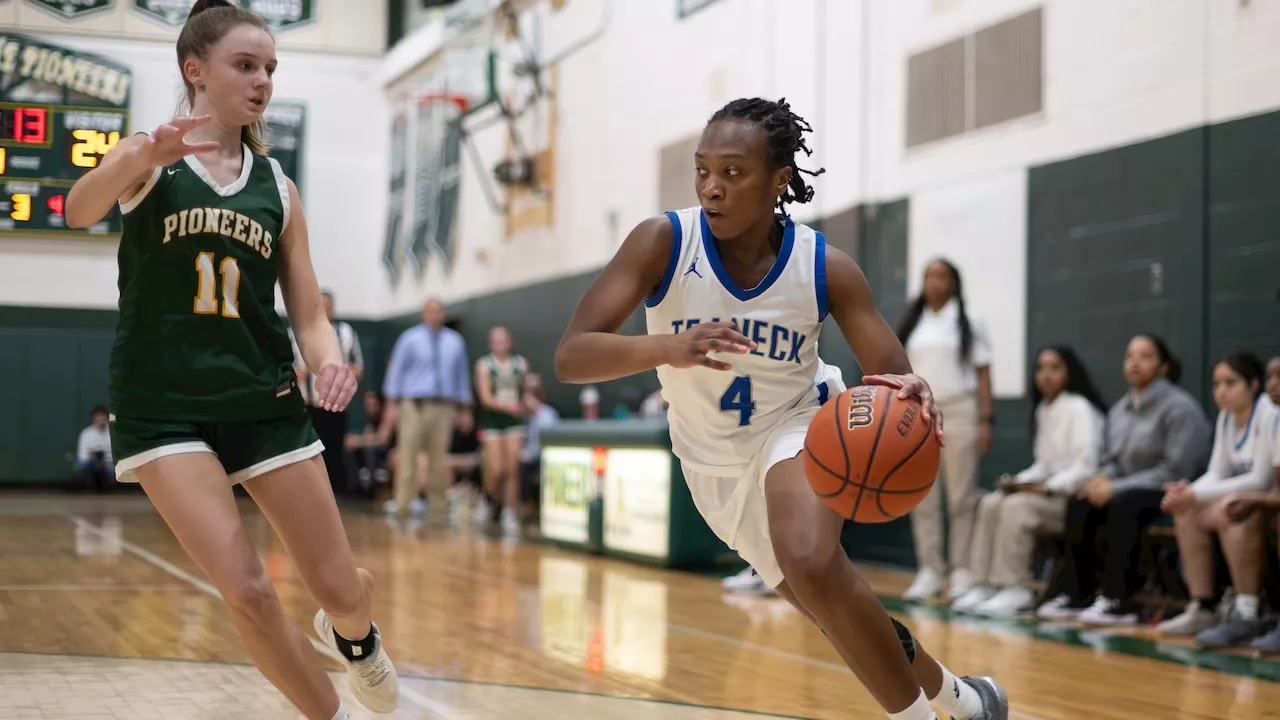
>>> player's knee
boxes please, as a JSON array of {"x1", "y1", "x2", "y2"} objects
[
  {"x1": 773, "y1": 532, "x2": 841, "y2": 590},
  {"x1": 311, "y1": 570, "x2": 365, "y2": 617},
  {"x1": 223, "y1": 572, "x2": 279, "y2": 624},
  {"x1": 890, "y1": 617, "x2": 917, "y2": 663}
]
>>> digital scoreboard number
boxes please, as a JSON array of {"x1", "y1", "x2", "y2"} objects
[{"x1": 0, "y1": 32, "x2": 133, "y2": 238}]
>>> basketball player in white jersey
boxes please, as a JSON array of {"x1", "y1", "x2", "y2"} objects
[{"x1": 555, "y1": 98, "x2": 1008, "y2": 720}]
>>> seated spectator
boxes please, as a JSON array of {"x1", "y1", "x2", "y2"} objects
[
  {"x1": 1180, "y1": 355, "x2": 1280, "y2": 652},
  {"x1": 1038, "y1": 334, "x2": 1212, "y2": 626},
  {"x1": 519, "y1": 374, "x2": 561, "y2": 524},
  {"x1": 75, "y1": 406, "x2": 114, "y2": 491},
  {"x1": 1156, "y1": 353, "x2": 1276, "y2": 647},
  {"x1": 954, "y1": 346, "x2": 1107, "y2": 617},
  {"x1": 347, "y1": 391, "x2": 393, "y2": 499}
]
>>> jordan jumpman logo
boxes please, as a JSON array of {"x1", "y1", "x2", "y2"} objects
[{"x1": 684, "y1": 256, "x2": 703, "y2": 278}]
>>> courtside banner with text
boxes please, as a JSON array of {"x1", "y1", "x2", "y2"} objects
[
  {"x1": 540, "y1": 446, "x2": 593, "y2": 545},
  {"x1": 602, "y1": 448, "x2": 672, "y2": 559}
]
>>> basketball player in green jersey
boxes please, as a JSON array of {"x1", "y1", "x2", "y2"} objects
[
  {"x1": 474, "y1": 326, "x2": 530, "y2": 533},
  {"x1": 64, "y1": 3, "x2": 397, "y2": 719}
]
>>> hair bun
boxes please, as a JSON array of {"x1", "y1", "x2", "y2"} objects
[{"x1": 188, "y1": 0, "x2": 233, "y2": 20}]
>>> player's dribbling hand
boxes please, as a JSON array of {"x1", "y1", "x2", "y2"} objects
[
  {"x1": 142, "y1": 116, "x2": 221, "y2": 167},
  {"x1": 664, "y1": 321, "x2": 754, "y2": 371},
  {"x1": 312, "y1": 363, "x2": 359, "y2": 412},
  {"x1": 861, "y1": 372, "x2": 945, "y2": 447}
]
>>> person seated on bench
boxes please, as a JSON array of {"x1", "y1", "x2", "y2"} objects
[
  {"x1": 1199, "y1": 356, "x2": 1280, "y2": 652},
  {"x1": 75, "y1": 405, "x2": 114, "y2": 491},
  {"x1": 955, "y1": 345, "x2": 1107, "y2": 617},
  {"x1": 1157, "y1": 353, "x2": 1276, "y2": 647},
  {"x1": 1039, "y1": 334, "x2": 1212, "y2": 626}
]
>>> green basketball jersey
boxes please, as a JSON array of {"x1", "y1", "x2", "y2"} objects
[
  {"x1": 482, "y1": 354, "x2": 528, "y2": 407},
  {"x1": 108, "y1": 145, "x2": 303, "y2": 421}
]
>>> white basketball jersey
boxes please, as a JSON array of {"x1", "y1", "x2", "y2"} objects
[{"x1": 644, "y1": 207, "x2": 844, "y2": 476}]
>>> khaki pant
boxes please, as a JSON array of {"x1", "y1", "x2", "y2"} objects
[
  {"x1": 970, "y1": 490, "x2": 1066, "y2": 587},
  {"x1": 395, "y1": 399, "x2": 456, "y2": 521},
  {"x1": 910, "y1": 393, "x2": 980, "y2": 574}
]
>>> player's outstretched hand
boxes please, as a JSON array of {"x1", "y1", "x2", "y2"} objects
[
  {"x1": 141, "y1": 116, "x2": 221, "y2": 168},
  {"x1": 665, "y1": 321, "x2": 755, "y2": 371},
  {"x1": 861, "y1": 372, "x2": 945, "y2": 446},
  {"x1": 312, "y1": 363, "x2": 359, "y2": 412}
]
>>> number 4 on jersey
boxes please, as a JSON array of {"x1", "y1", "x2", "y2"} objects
[{"x1": 720, "y1": 375, "x2": 756, "y2": 426}]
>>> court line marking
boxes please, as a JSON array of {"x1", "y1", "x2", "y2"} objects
[
  {"x1": 438, "y1": 563, "x2": 1050, "y2": 720},
  {"x1": 65, "y1": 514, "x2": 460, "y2": 720},
  {"x1": 0, "y1": 584, "x2": 192, "y2": 592}
]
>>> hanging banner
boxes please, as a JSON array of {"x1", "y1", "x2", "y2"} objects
[
  {"x1": 132, "y1": 0, "x2": 191, "y2": 25},
  {"x1": 237, "y1": 0, "x2": 315, "y2": 31},
  {"x1": 381, "y1": 105, "x2": 409, "y2": 285},
  {"x1": 263, "y1": 100, "x2": 306, "y2": 195},
  {"x1": 25, "y1": 0, "x2": 115, "y2": 19},
  {"x1": 408, "y1": 97, "x2": 464, "y2": 278}
]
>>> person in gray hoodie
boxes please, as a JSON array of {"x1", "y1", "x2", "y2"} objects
[{"x1": 1036, "y1": 334, "x2": 1213, "y2": 626}]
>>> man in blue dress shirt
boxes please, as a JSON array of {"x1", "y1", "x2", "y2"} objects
[{"x1": 382, "y1": 298, "x2": 474, "y2": 521}]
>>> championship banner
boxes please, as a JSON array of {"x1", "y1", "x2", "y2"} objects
[
  {"x1": 237, "y1": 0, "x2": 314, "y2": 31},
  {"x1": 0, "y1": 31, "x2": 132, "y2": 107},
  {"x1": 263, "y1": 100, "x2": 305, "y2": 195},
  {"x1": 381, "y1": 105, "x2": 409, "y2": 285},
  {"x1": 132, "y1": 0, "x2": 192, "y2": 25},
  {"x1": 25, "y1": 0, "x2": 114, "y2": 20},
  {"x1": 407, "y1": 96, "x2": 464, "y2": 278}
]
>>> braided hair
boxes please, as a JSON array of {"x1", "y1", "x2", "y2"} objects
[{"x1": 707, "y1": 97, "x2": 825, "y2": 215}]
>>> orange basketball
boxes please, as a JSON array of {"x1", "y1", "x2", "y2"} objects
[{"x1": 803, "y1": 384, "x2": 940, "y2": 523}]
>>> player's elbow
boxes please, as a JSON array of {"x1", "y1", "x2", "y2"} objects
[
  {"x1": 63, "y1": 201, "x2": 96, "y2": 229},
  {"x1": 553, "y1": 343, "x2": 580, "y2": 384}
]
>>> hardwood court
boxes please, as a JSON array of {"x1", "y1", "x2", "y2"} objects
[{"x1": 2, "y1": 494, "x2": 1279, "y2": 719}]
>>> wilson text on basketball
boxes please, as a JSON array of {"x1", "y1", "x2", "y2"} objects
[{"x1": 846, "y1": 386, "x2": 876, "y2": 429}]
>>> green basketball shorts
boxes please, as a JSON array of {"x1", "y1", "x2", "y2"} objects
[
  {"x1": 479, "y1": 410, "x2": 525, "y2": 434},
  {"x1": 109, "y1": 408, "x2": 322, "y2": 486}
]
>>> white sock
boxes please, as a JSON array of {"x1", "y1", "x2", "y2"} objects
[
  {"x1": 928, "y1": 664, "x2": 983, "y2": 719},
  {"x1": 330, "y1": 705, "x2": 351, "y2": 720},
  {"x1": 887, "y1": 690, "x2": 937, "y2": 720},
  {"x1": 1236, "y1": 593, "x2": 1260, "y2": 620}
]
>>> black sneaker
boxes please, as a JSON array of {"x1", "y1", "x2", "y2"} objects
[{"x1": 960, "y1": 676, "x2": 1009, "y2": 720}]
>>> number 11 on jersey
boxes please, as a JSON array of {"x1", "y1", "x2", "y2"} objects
[
  {"x1": 194, "y1": 252, "x2": 241, "y2": 318},
  {"x1": 720, "y1": 375, "x2": 756, "y2": 426}
]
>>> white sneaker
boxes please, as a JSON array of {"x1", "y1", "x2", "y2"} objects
[
  {"x1": 472, "y1": 496, "x2": 491, "y2": 525},
  {"x1": 313, "y1": 610, "x2": 400, "y2": 714},
  {"x1": 721, "y1": 566, "x2": 772, "y2": 594},
  {"x1": 951, "y1": 586, "x2": 996, "y2": 612},
  {"x1": 1077, "y1": 596, "x2": 1138, "y2": 626},
  {"x1": 500, "y1": 507, "x2": 521, "y2": 536},
  {"x1": 973, "y1": 586, "x2": 1037, "y2": 618},
  {"x1": 1155, "y1": 601, "x2": 1217, "y2": 636},
  {"x1": 949, "y1": 568, "x2": 975, "y2": 598},
  {"x1": 903, "y1": 568, "x2": 943, "y2": 601},
  {"x1": 1036, "y1": 594, "x2": 1085, "y2": 620},
  {"x1": 408, "y1": 497, "x2": 426, "y2": 517}
]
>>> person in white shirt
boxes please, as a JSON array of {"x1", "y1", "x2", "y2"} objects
[
  {"x1": 75, "y1": 405, "x2": 114, "y2": 491},
  {"x1": 1212, "y1": 355, "x2": 1280, "y2": 653},
  {"x1": 953, "y1": 346, "x2": 1107, "y2": 617},
  {"x1": 1157, "y1": 352, "x2": 1276, "y2": 648},
  {"x1": 897, "y1": 259, "x2": 995, "y2": 601}
]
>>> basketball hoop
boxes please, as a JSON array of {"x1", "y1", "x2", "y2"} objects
[{"x1": 417, "y1": 93, "x2": 470, "y2": 115}]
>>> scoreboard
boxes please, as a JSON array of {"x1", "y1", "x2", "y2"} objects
[{"x1": 0, "y1": 32, "x2": 132, "y2": 238}]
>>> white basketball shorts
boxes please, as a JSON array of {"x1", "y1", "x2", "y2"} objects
[{"x1": 680, "y1": 402, "x2": 823, "y2": 589}]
